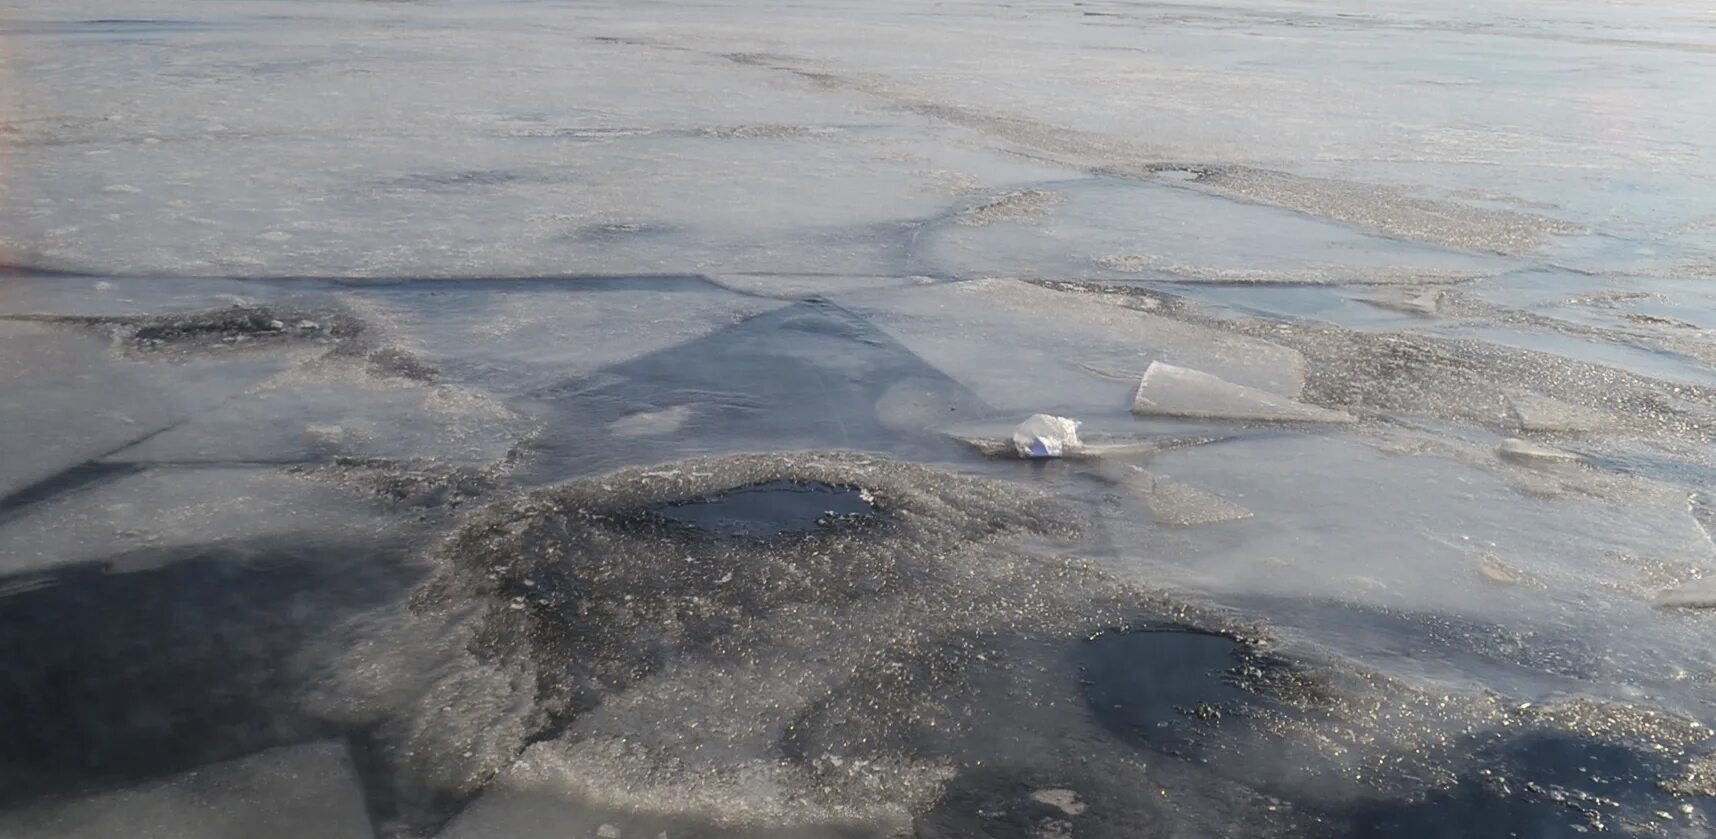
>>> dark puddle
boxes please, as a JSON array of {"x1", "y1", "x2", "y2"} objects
[
  {"x1": 1191, "y1": 598, "x2": 1716, "y2": 836},
  {"x1": 654, "y1": 480, "x2": 877, "y2": 539},
  {"x1": 520, "y1": 299, "x2": 989, "y2": 477},
  {"x1": 1323, "y1": 731, "x2": 1714, "y2": 838},
  {"x1": 1076, "y1": 624, "x2": 1270, "y2": 758},
  {"x1": 0, "y1": 538, "x2": 418, "y2": 805}
]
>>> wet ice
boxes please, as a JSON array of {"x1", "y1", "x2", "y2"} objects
[{"x1": 6, "y1": 0, "x2": 1716, "y2": 835}]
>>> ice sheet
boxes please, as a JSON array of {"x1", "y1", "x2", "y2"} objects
[
  {"x1": 6, "y1": 0, "x2": 1716, "y2": 835},
  {"x1": 0, "y1": 742, "x2": 373, "y2": 839}
]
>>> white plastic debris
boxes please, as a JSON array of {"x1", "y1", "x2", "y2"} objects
[{"x1": 1012, "y1": 414, "x2": 1082, "y2": 458}]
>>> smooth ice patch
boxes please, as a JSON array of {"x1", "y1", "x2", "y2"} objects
[{"x1": 0, "y1": 743, "x2": 372, "y2": 839}]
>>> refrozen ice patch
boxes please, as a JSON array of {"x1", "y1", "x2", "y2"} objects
[
  {"x1": 1, "y1": 304, "x2": 352, "y2": 357},
  {"x1": 0, "y1": 742, "x2": 373, "y2": 839},
  {"x1": 381, "y1": 451, "x2": 1099, "y2": 831}
]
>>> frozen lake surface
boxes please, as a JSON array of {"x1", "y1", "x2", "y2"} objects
[{"x1": 3, "y1": 0, "x2": 1716, "y2": 836}]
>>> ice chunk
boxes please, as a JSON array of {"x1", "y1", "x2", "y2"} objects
[
  {"x1": 1361, "y1": 291, "x2": 1442, "y2": 317},
  {"x1": 1497, "y1": 437, "x2": 1581, "y2": 464},
  {"x1": 1477, "y1": 555, "x2": 1527, "y2": 586},
  {"x1": 1030, "y1": 789, "x2": 1087, "y2": 817},
  {"x1": 950, "y1": 433, "x2": 1016, "y2": 458},
  {"x1": 838, "y1": 279, "x2": 1307, "y2": 415},
  {"x1": 1656, "y1": 581, "x2": 1716, "y2": 609},
  {"x1": 608, "y1": 405, "x2": 694, "y2": 438},
  {"x1": 1507, "y1": 392, "x2": 1614, "y2": 433},
  {"x1": 1074, "y1": 431, "x2": 1228, "y2": 459},
  {"x1": 1013, "y1": 414, "x2": 1082, "y2": 458},
  {"x1": 0, "y1": 742, "x2": 372, "y2": 839},
  {"x1": 1132, "y1": 362, "x2": 1354, "y2": 424}
]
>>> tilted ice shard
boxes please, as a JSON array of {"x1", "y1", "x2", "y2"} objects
[
  {"x1": 1132, "y1": 361, "x2": 1354, "y2": 423},
  {"x1": 1497, "y1": 437, "x2": 1582, "y2": 464},
  {"x1": 1506, "y1": 392, "x2": 1615, "y2": 433}
]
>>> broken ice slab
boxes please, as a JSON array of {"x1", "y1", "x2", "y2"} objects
[
  {"x1": 1360, "y1": 290, "x2": 1443, "y2": 317},
  {"x1": 0, "y1": 320, "x2": 294, "y2": 500},
  {"x1": 838, "y1": 278, "x2": 1307, "y2": 415},
  {"x1": 914, "y1": 176, "x2": 1505, "y2": 285},
  {"x1": 328, "y1": 276, "x2": 788, "y2": 397},
  {"x1": 1655, "y1": 581, "x2": 1716, "y2": 609},
  {"x1": 0, "y1": 465, "x2": 408, "y2": 575},
  {"x1": 1497, "y1": 437, "x2": 1582, "y2": 464},
  {"x1": 0, "y1": 742, "x2": 373, "y2": 839},
  {"x1": 113, "y1": 369, "x2": 529, "y2": 468},
  {"x1": 1157, "y1": 282, "x2": 1428, "y2": 331},
  {"x1": 1131, "y1": 362, "x2": 1355, "y2": 424},
  {"x1": 1440, "y1": 325, "x2": 1716, "y2": 389}
]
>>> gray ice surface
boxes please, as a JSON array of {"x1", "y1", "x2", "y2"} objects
[
  {"x1": 0, "y1": 742, "x2": 373, "y2": 839},
  {"x1": 5, "y1": 0, "x2": 1716, "y2": 836}
]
